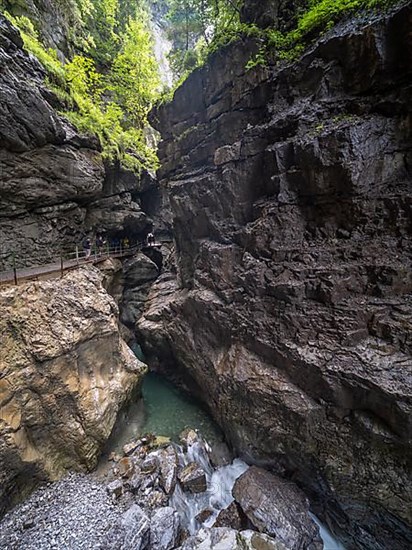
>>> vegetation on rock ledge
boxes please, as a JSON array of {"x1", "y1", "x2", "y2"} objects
[{"x1": 2, "y1": 1, "x2": 160, "y2": 173}]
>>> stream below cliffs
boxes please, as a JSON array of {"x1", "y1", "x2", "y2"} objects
[
  {"x1": 103, "y1": 369, "x2": 223, "y2": 455},
  {"x1": 0, "y1": 358, "x2": 345, "y2": 549},
  {"x1": 100, "y1": 361, "x2": 345, "y2": 550}
]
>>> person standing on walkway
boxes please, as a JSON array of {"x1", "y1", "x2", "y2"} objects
[
  {"x1": 82, "y1": 237, "x2": 92, "y2": 260},
  {"x1": 96, "y1": 234, "x2": 105, "y2": 256},
  {"x1": 147, "y1": 232, "x2": 155, "y2": 247}
]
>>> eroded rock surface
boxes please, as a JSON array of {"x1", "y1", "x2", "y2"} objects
[
  {"x1": 0, "y1": 267, "x2": 146, "y2": 514},
  {"x1": 139, "y1": 4, "x2": 412, "y2": 548},
  {"x1": 0, "y1": 15, "x2": 150, "y2": 270}
]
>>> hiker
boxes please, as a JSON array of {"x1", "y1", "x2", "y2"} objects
[
  {"x1": 122, "y1": 236, "x2": 130, "y2": 249},
  {"x1": 82, "y1": 237, "x2": 92, "y2": 260},
  {"x1": 96, "y1": 234, "x2": 105, "y2": 256},
  {"x1": 147, "y1": 232, "x2": 155, "y2": 247},
  {"x1": 111, "y1": 236, "x2": 120, "y2": 254}
]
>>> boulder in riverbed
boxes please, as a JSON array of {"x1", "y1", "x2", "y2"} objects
[
  {"x1": 149, "y1": 506, "x2": 180, "y2": 550},
  {"x1": 233, "y1": 467, "x2": 322, "y2": 550},
  {"x1": 158, "y1": 445, "x2": 179, "y2": 495},
  {"x1": 178, "y1": 462, "x2": 207, "y2": 493},
  {"x1": 178, "y1": 527, "x2": 286, "y2": 549},
  {"x1": 107, "y1": 479, "x2": 123, "y2": 500},
  {"x1": 118, "y1": 457, "x2": 135, "y2": 479},
  {"x1": 141, "y1": 455, "x2": 158, "y2": 475},
  {"x1": 104, "y1": 504, "x2": 150, "y2": 550},
  {"x1": 213, "y1": 501, "x2": 245, "y2": 530},
  {"x1": 179, "y1": 428, "x2": 200, "y2": 449}
]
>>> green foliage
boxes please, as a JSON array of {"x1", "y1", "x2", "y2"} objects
[
  {"x1": 263, "y1": 0, "x2": 401, "y2": 63},
  {"x1": 3, "y1": 4, "x2": 160, "y2": 173},
  {"x1": 109, "y1": 13, "x2": 160, "y2": 127},
  {"x1": 165, "y1": 0, "x2": 243, "y2": 79},
  {"x1": 4, "y1": 13, "x2": 66, "y2": 84}
]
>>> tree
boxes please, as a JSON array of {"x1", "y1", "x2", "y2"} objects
[{"x1": 109, "y1": 12, "x2": 160, "y2": 128}]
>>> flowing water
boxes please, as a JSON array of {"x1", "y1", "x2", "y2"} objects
[
  {"x1": 105, "y1": 370, "x2": 223, "y2": 455},
  {"x1": 151, "y1": 20, "x2": 174, "y2": 89},
  {"x1": 170, "y1": 439, "x2": 248, "y2": 535},
  {"x1": 104, "y1": 365, "x2": 345, "y2": 548}
]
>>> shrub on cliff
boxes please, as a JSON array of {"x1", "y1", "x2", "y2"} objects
[{"x1": 2, "y1": 2, "x2": 160, "y2": 173}]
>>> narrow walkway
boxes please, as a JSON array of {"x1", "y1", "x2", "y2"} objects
[{"x1": 0, "y1": 243, "x2": 161, "y2": 287}]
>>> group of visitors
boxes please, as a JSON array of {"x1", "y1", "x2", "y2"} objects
[
  {"x1": 82, "y1": 233, "x2": 107, "y2": 260},
  {"x1": 81, "y1": 230, "x2": 157, "y2": 259}
]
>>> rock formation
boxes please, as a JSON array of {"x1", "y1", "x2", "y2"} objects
[
  {"x1": 0, "y1": 267, "x2": 147, "y2": 515},
  {"x1": 233, "y1": 466, "x2": 322, "y2": 550},
  {"x1": 0, "y1": 14, "x2": 151, "y2": 271},
  {"x1": 138, "y1": 3, "x2": 412, "y2": 548}
]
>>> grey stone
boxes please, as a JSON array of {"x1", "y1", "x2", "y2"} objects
[
  {"x1": 178, "y1": 527, "x2": 287, "y2": 550},
  {"x1": 233, "y1": 467, "x2": 321, "y2": 550},
  {"x1": 149, "y1": 506, "x2": 180, "y2": 550},
  {"x1": 107, "y1": 480, "x2": 123, "y2": 500},
  {"x1": 158, "y1": 445, "x2": 179, "y2": 495}
]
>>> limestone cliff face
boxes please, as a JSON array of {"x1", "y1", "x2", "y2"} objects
[
  {"x1": 0, "y1": 268, "x2": 146, "y2": 515},
  {"x1": 140, "y1": 4, "x2": 412, "y2": 549},
  {"x1": 0, "y1": 15, "x2": 150, "y2": 270}
]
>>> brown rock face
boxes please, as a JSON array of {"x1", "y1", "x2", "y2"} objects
[
  {"x1": 178, "y1": 462, "x2": 207, "y2": 493},
  {"x1": 139, "y1": 5, "x2": 412, "y2": 549},
  {"x1": 0, "y1": 268, "x2": 146, "y2": 515}
]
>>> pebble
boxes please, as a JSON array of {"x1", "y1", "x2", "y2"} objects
[{"x1": 0, "y1": 473, "x2": 124, "y2": 550}]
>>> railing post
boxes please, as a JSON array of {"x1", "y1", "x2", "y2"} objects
[
  {"x1": 60, "y1": 251, "x2": 64, "y2": 278},
  {"x1": 13, "y1": 253, "x2": 17, "y2": 286},
  {"x1": 119, "y1": 242, "x2": 122, "y2": 257},
  {"x1": 75, "y1": 245, "x2": 79, "y2": 266}
]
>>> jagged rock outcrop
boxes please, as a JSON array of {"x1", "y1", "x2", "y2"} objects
[
  {"x1": 0, "y1": 15, "x2": 150, "y2": 270},
  {"x1": 139, "y1": 3, "x2": 412, "y2": 549},
  {"x1": 0, "y1": 267, "x2": 147, "y2": 515}
]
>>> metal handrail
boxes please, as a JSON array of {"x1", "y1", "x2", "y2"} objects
[{"x1": 0, "y1": 239, "x2": 166, "y2": 286}]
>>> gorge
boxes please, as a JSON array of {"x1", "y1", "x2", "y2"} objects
[{"x1": 0, "y1": 1, "x2": 411, "y2": 549}]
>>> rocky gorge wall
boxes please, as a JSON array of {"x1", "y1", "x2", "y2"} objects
[
  {"x1": 0, "y1": 267, "x2": 147, "y2": 516},
  {"x1": 0, "y1": 14, "x2": 156, "y2": 271},
  {"x1": 138, "y1": 3, "x2": 412, "y2": 549}
]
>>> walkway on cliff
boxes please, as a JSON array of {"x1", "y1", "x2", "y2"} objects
[{"x1": 0, "y1": 242, "x2": 161, "y2": 287}]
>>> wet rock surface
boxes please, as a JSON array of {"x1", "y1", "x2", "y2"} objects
[
  {"x1": 213, "y1": 501, "x2": 245, "y2": 531},
  {"x1": 140, "y1": 4, "x2": 412, "y2": 549},
  {"x1": 178, "y1": 462, "x2": 207, "y2": 493},
  {"x1": 178, "y1": 527, "x2": 287, "y2": 550}
]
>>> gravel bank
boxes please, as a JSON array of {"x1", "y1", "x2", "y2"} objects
[{"x1": 0, "y1": 473, "x2": 122, "y2": 550}]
